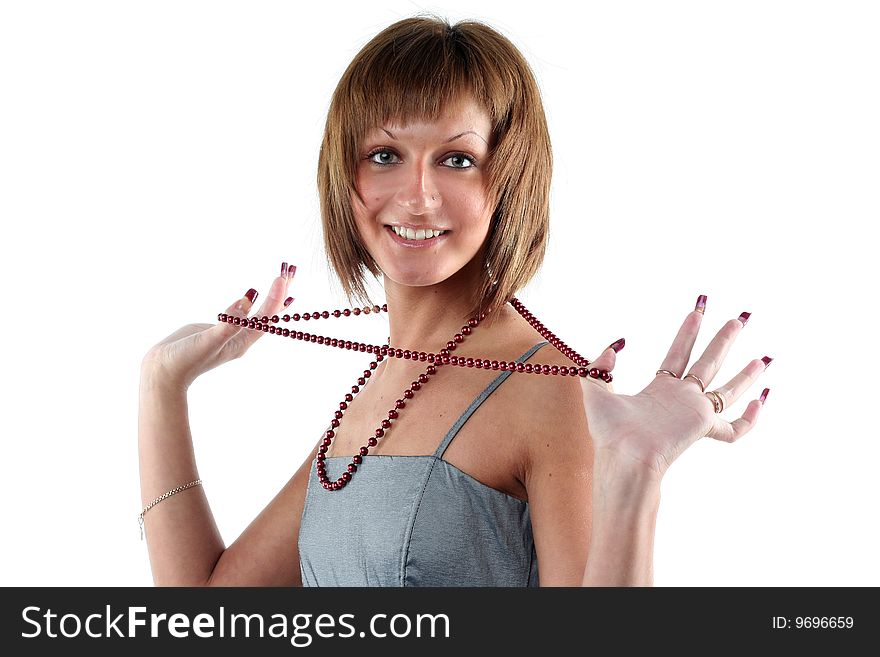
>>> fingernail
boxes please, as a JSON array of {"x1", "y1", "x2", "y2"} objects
[
  {"x1": 761, "y1": 355, "x2": 773, "y2": 369},
  {"x1": 695, "y1": 294, "x2": 707, "y2": 314},
  {"x1": 759, "y1": 387, "x2": 770, "y2": 404},
  {"x1": 738, "y1": 311, "x2": 751, "y2": 326},
  {"x1": 245, "y1": 288, "x2": 258, "y2": 303},
  {"x1": 283, "y1": 296, "x2": 295, "y2": 307},
  {"x1": 281, "y1": 262, "x2": 288, "y2": 278},
  {"x1": 289, "y1": 264, "x2": 297, "y2": 278},
  {"x1": 608, "y1": 338, "x2": 625, "y2": 353}
]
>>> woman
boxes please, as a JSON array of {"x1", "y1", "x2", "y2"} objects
[{"x1": 138, "y1": 15, "x2": 770, "y2": 586}]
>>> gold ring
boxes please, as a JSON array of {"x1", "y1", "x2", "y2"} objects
[
  {"x1": 683, "y1": 373, "x2": 706, "y2": 392},
  {"x1": 656, "y1": 369, "x2": 680, "y2": 378}
]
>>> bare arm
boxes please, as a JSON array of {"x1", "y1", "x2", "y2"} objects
[
  {"x1": 581, "y1": 451, "x2": 661, "y2": 586},
  {"x1": 138, "y1": 370, "x2": 319, "y2": 586}
]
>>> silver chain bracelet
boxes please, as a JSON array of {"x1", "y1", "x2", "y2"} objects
[{"x1": 138, "y1": 479, "x2": 203, "y2": 540}]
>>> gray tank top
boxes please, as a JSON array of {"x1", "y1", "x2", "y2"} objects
[{"x1": 298, "y1": 340, "x2": 550, "y2": 587}]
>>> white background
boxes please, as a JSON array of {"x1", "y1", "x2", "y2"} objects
[{"x1": 1, "y1": 0, "x2": 877, "y2": 586}]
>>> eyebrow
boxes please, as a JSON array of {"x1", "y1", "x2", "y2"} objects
[{"x1": 381, "y1": 128, "x2": 488, "y2": 145}]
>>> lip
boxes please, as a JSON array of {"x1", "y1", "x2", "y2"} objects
[{"x1": 384, "y1": 225, "x2": 450, "y2": 248}]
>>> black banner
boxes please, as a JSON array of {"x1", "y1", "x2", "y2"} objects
[{"x1": 0, "y1": 587, "x2": 870, "y2": 652}]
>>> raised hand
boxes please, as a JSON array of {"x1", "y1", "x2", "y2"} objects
[
  {"x1": 579, "y1": 295, "x2": 771, "y2": 478},
  {"x1": 140, "y1": 262, "x2": 297, "y2": 392}
]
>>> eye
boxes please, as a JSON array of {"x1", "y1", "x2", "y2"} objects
[{"x1": 365, "y1": 148, "x2": 477, "y2": 169}]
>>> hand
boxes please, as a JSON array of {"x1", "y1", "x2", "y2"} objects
[
  {"x1": 579, "y1": 296, "x2": 771, "y2": 479},
  {"x1": 140, "y1": 262, "x2": 297, "y2": 392}
]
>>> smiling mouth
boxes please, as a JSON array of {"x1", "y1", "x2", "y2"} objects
[{"x1": 385, "y1": 225, "x2": 449, "y2": 242}]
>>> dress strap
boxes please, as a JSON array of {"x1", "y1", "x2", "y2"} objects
[{"x1": 432, "y1": 341, "x2": 550, "y2": 459}]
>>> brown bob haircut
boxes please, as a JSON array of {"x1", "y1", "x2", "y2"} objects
[{"x1": 317, "y1": 14, "x2": 552, "y2": 324}]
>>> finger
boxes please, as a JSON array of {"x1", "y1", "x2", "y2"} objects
[
  {"x1": 209, "y1": 287, "x2": 261, "y2": 341},
  {"x1": 702, "y1": 356, "x2": 772, "y2": 408},
  {"x1": 237, "y1": 264, "x2": 296, "y2": 349},
  {"x1": 588, "y1": 338, "x2": 623, "y2": 388},
  {"x1": 658, "y1": 294, "x2": 707, "y2": 378},
  {"x1": 685, "y1": 311, "x2": 749, "y2": 389},
  {"x1": 707, "y1": 396, "x2": 764, "y2": 443}
]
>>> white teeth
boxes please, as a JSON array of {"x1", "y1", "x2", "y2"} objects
[{"x1": 391, "y1": 226, "x2": 446, "y2": 241}]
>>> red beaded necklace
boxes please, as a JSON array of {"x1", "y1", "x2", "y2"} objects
[{"x1": 219, "y1": 297, "x2": 611, "y2": 491}]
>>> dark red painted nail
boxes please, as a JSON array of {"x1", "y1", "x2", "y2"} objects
[
  {"x1": 695, "y1": 295, "x2": 707, "y2": 314},
  {"x1": 281, "y1": 262, "x2": 288, "y2": 278},
  {"x1": 284, "y1": 296, "x2": 295, "y2": 307},
  {"x1": 608, "y1": 338, "x2": 625, "y2": 353},
  {"x1": 759, "y1": 387, "x2": 770, "y2": 404},
  {"x1": 738, "y1": 311, "x2": 751, "y2": 326},
  {"x1": 245, "y1": 288, "x2": 258, "y2": 303},
  {"x1": 761, "y1": 356, "x2": 773, "y2": 369}
]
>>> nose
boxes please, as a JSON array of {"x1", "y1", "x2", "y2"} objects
[{"x1": 395, "y1": 162, "x2": 441, "y2": 214}]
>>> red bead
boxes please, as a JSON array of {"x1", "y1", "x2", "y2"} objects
[
  {"x1": 440, "y1": 355, "x2": 450, "y2": 364},
  {"x1": 316, "y1": 453, "x2": 325, "y2": 462},
  {"x1": 363, "y1": 307, "x2": 371, "y2": 314},
  {"x1": 347, "y1": 463, "x2": 357, "y2": 473},
  {"x1": 271, "y1": 315, "x2": 279, "y2": 323},
  {"x1": 325, "y1": 430, "x2": 335, "y2": 439},
  {"x1": 368, "y1": 437, "x2": 378, "y2": 446},
  {"x1": 426, "y1": 366, "x2": 436, "y2": 375},
  {"x1": 345, "y1": 341, "x2": 352, "y2": 349},
  {"x1": 395, "y1": 349, "x2": 403, "y2": 358},
  {"x1": 466, "y1": 358, "x2": 474, "y2": 367},
  {"x1": 403, "y1": 350, "x2": 411, "y2": 359},
  {"x1": 411, "y1": 381, "x2": 421, "y2": 391},
  {"x1": 550, "y1": 365, "x2": 559, "y2": 375},
  {"x1": 589, "y1": 368, "x2": 599, "y2": 378},
  {"x1": 359, "y1": 344, "x2": 366, "y2": 352},
  {"x1": 292, "y1": 313, "x2": 301, "y2": 321},
  {"x1": 353, "y1": 455, "x2": 363, "y2": 464},
  {"x1": 382, "y1": 304, "x2": 388, "y2": 311},
  {"x1": 395, "y1": 399, "x2": 406, "y2": 409},
  {"x1": 491, "y1": 360, "x2": 499, "y2": 370},
  {"x1": 339, "y1": 401, "x2": 348, "y2": 410},
  {"x1": 370, "y1": 362, "x2": 378, "y2": 370},
  {"x1": 303, "y1": 313, "x2": 311, "y2": 320},
  {"x1": 345, "y1": 393, "x2": 353, "y2": 402},
  {"x1": 389, "y1": 410, "x2": 399, "y2": 419},
  {"x1": 366, "y1": 345, "x2": 374, "y2": 353},
  {"x1": 295, "y1": 331, "x2": 303, "y2": 339},
  {"x1": 317, "y1": 336, "x2": 324, "y2": 344},
  {"x1": 404, "y1": 389, "x2": 414, "y2": 399},
  {"x1": 318, "y1": 445, "x2": 327, "y2": 454},
  {"x1": 427, "y1": 354, "x2": 435, "y2": 363},
  {"x1": 450, "y1": 356, "x2": 459, "y2": 365},
  {"x1": 322, "y1": 311, "x2": 329, "y2": 319},
  {"x1": 330, "y1": 419, "x2": 339, "y2": 428},
  {"x1": 461, "y1": 326, "x2": 472, "y2": 335},
  {"x1": 335, "y1": 411, "x2": 343, "y2": 419},
  {"x1": 352, "y1": 386, "x2": 359, "y2": 394},
  {"x1": 446, "y1": 341, "x2": 456, "y2": 350},
  {"x1": 375, "y1": 428, "x2": 384, "y2": 438},
  {"x1": 343, "y1": 309, "x2": 351, "y2": 316},
  {"x1": 357, "y1": 377, "x2": 365, "y2": 385},
  {"x1": 418, "y1": 352, "x2": 427, "y2": 361},
  {"x1": 359, "y1": 447, "x2": 369, "y2": 456},
  {"x1": 374, "y1": 305, "x2": 381, "y2": 313},
  {"x1": 475, "y1": 359, "x2": 483, "y2": 368},
  {"x1": 282, "y1": 328, "x2": 290, "y2": 337},
  {"x1": 353, "y1": 308, "x2": 361, "y2": 315},
  {"x1": 333, "y1": 310, "x2": 341, "y2": 317},
  {"x1": 468, "y1": 319, "x2": 478, "y2": 327},
  {"x1": 341, "y1": 472, "x2": 351, "y2": 482},
  {"x1": 418, "y1": 374, "x2": 429, "y2": 383},
  {"x1": 439, "y1": 349, "x2": 450, "y2": 357},
  {"x1": 542, "y1": 365, "x2": 551, "y2": 374},
  {"x1": 454, "y1": 334, "x2": 464, "y2": 342},
  {"x1": 525, "y1": 364, "x2": 533, "y2": 373}
]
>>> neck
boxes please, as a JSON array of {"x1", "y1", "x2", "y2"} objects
[{"x1": 380, "y1": 263, "x2": 506, "y2": 378}]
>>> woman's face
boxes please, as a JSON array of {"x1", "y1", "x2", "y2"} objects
[{"x1": 351, "y1": 95, "x2": 494, "y2": 288}]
